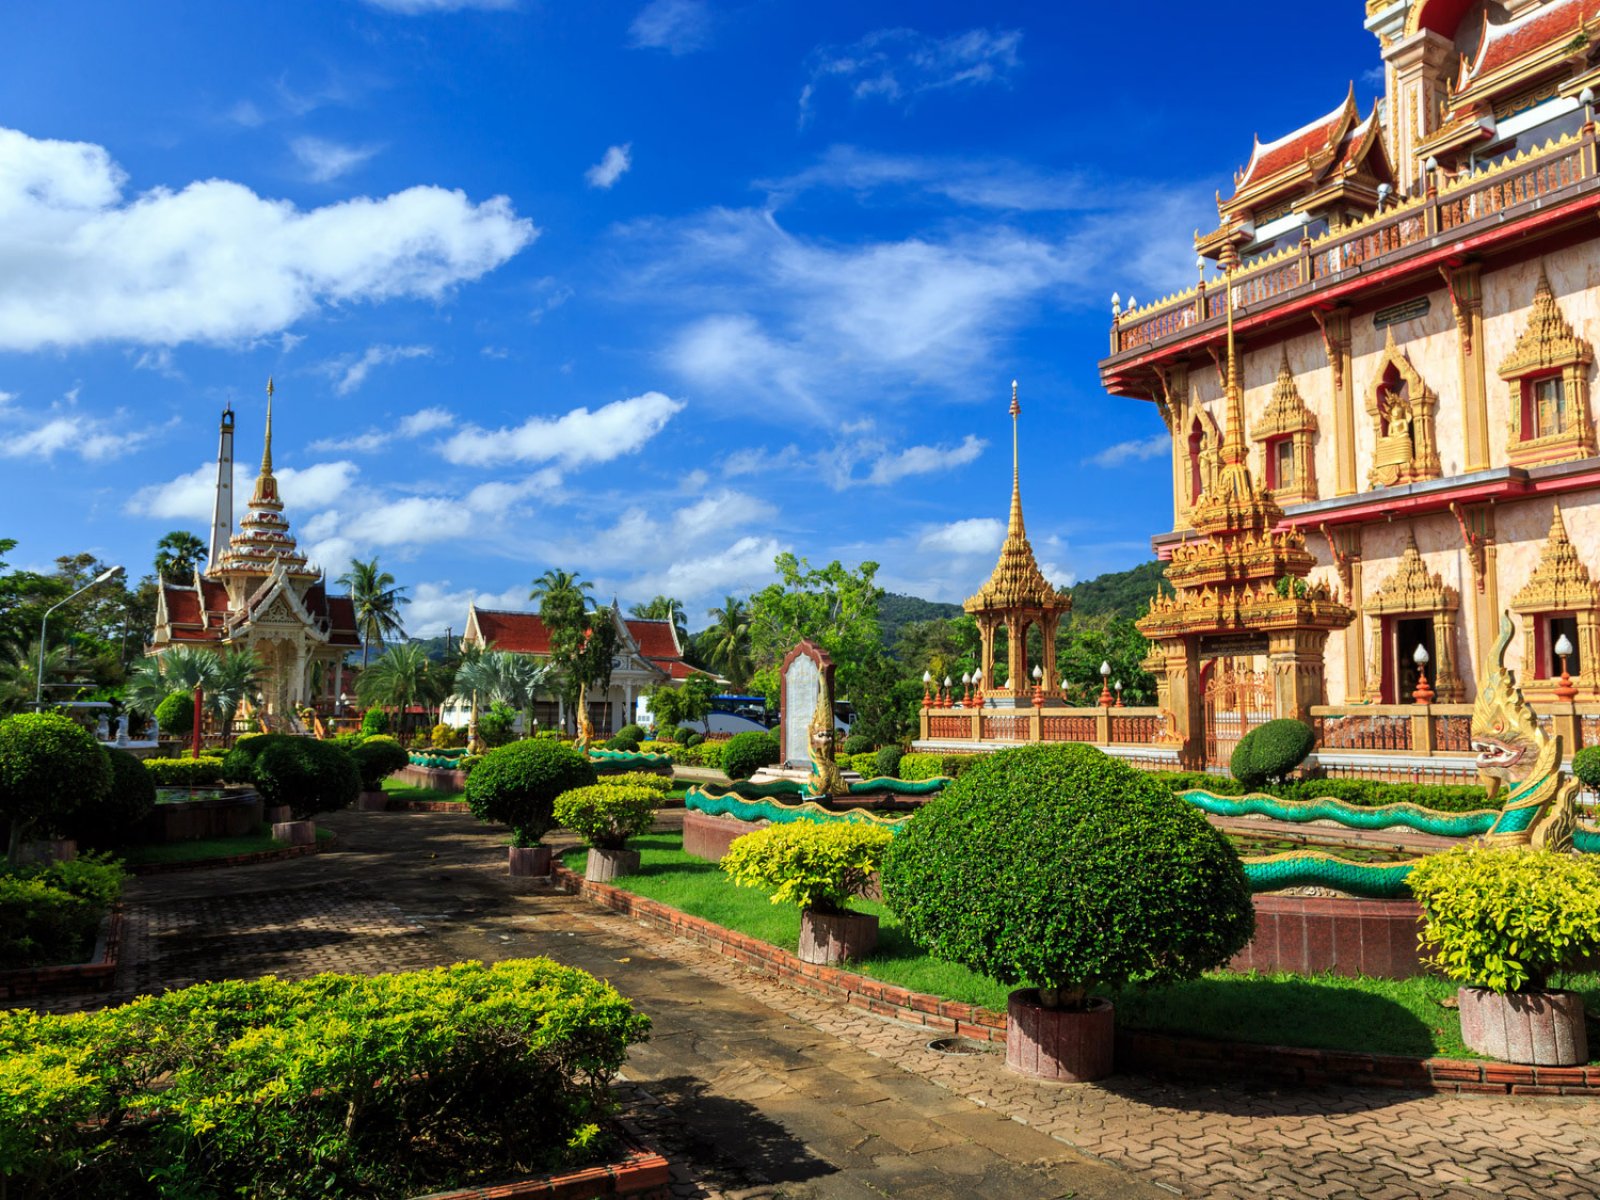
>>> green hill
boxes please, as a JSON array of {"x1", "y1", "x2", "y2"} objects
[
  {"x1": 878, "y1": 592, "x2": 963, "y2": 649},
  {"x1": 1067, "y1": 560, "x2": 1172, "y2": 621}
]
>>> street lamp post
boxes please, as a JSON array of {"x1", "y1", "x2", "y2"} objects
[
  {"x1": 1098, "y1": 660, "x2": 1113, "y2": 708},
  {"x1": 1555, "y1": 633, "x2": 1579, "y2": 702},
  {"x1": 35, "y1": 565, "x2": 124, "y2": 711},
  {"x1": 1412, "y1": 644, "x2": 1434, "y2": 705}
]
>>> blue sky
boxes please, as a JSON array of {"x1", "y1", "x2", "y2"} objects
[{"x1": 0, "y1": 0, "x2": 1376, "y2": 633}]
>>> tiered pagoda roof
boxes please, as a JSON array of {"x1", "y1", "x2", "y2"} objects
[
  {"x1": 464, "y1": 607, "x2": 699, "y2": 679},
  {"x1": 214, "y1": 383, "x2": 318, "y2": 581},
  {"x1": 1138, "y1": 295, "x2": 1352, "y2": 642}
]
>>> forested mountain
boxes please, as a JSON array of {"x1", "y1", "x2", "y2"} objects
[
  {"x1": 878, "y1": 593, "x2": 962, "y2": 650},
  {"x1": 1066, "y1": 560, "x2": 1172, "y2": 621}
]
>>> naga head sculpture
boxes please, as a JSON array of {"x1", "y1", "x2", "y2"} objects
[{"x1": 1471, "y1": 613, "x2": 1543, "y2": 801}]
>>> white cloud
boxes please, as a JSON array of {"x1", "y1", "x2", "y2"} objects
[
  {"x1": 127, "y1": 459, "x2": 357, "y2": 520},
  {"x1": 628, "y1": 535, "x2": 785, "y2": 599},
  {"x1": 463, "y1": 468, "x2": 562, "y2": 511},
  {"x1": 361, "y1": 0, "x2": 517, "y2": 11},
  {"x1": 399, "y1": 406, "x2": 453, "y2": 436},
  {"x1": 759, "y1": 145, "x2": 1090, "y2": 212},
  {"x1": 308, "y1": 430, "x2": 391, "y2": 454},
  {"x1": 291, "y1": 136, "x2": 381, "y2": 183},
  {"x1": 309, "y1": 405, "x2": 454, "y2": 453},
  {"x1": 585, "y1": 143, "x2": 633, "y2": 189},
  {"x1": 1086, "y1": 433, "x2": 1169, "y2": 468},
  {"x1": 918, "y1": 517, "x2": 1003, "y2": 556},
  {"x1": 404, "y1": 580, "x2": 531, "y2": 637},
  {"x1": 800, "y1": 27, "x2": 1022, "y2": 126},
  {"x1": 0, "y1": 390, "x2": 157, "y2": 462},
  {"x1": 315, "y1": 496, "x2": 472, "y2": 547},
  {"x1": 0, "y1": 124, "x2": 536, "y2": 350},
  {"x1": 628, "y1": 0, "x2": 710, "y2": 54},
  {"x1": 321, "y1": 343, "x2": 433, "y2": 395},
  {"x1": 442, "y1": 391, "x2": 685, "y2": 467},
  {"x1": 866, "y1": 434, "x2": 985, "y2": 485},
  {"x1": 673, "y1": 489, "x2": 774, "y2": 542}
]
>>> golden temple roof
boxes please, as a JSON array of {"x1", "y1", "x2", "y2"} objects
[
  {"x1": 215, "y1": 378, "x2": 317, "y2": 579},
  {"x1": 964, "y1": 382, "x2": 1071, "y2": 616}
]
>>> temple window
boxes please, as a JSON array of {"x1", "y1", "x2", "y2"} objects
[
  {"x1": 1543, "y1": 614, "x2": 1581, "y2": 679},
  {"x1": 1366, "y1": 329, "x2": 1440, "y2": 489},
  {"x1": 1510, "y1": 508, "x2": 1599, "y2": 700},
  {"x1": 1252, "y1": 349, "x2": 1317, "y2": 504},
  {"x1": 1269, "y1": 437, "x2": 1295, "y2": 490},
  {"x1": 1499, "y1": 268, "x2": 1596, "y2": 467}
]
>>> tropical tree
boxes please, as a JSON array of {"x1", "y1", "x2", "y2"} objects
[
  {"x1": 356, "y1": 642, "x2": 443, "y2": 736},
  {"x1": 122, "y1": 657, "x2": 171, "y2": 719},
  {"x1": 529, "y1": 568, "x2": 594, "y2": 613},
  {"x1": 630, "y1": 595, "x2": 688, "y2": 645},
  {"x1": 154, "y1": 531, "x2": 207, "y2": 584},
  {"x1": 209, "y1": 648, "x2": 264, "y2": 728},
  {"x1": 455, "y1": 649, "x2": 554, "y2": 737},
  {"x1": 0, "y1": 640, "x2": 71, "y2": 714},
  {"x1": 706, "y1": 595, "x2": 752, "y2": 689},
  {"x1": 339, "y1": 557, "x2": 409, "y2": 669}
]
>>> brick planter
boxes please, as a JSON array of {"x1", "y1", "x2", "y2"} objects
[
  {"x1": 682, "y1": 809, "x2": 766, "y2": 861},
  {"x1": 1006, "y1": 990, "x2": 1115, "y2": 1082},
  {"x1": 508, "y1": 845, "x2": 553, "y2": 877},
  {"x1": 16, "y1": 838, "x2": 77, "y2": 865},
  {"x1": 264, "y1": 804, "x2": 292, "y2": 824},
  {"x1": 410, "y1": 1123, "x2": 669, "y2": 1199},
  {"x1": 272, "y1": 819, "x2": 316, "y2": 847},
  {"x1": 1457, "y1": 987, "x2": 1588, "y2": 1066},
  {"x1": 358, "y1": 790, "x2": 390, "y2": 812},
  {"x1": 798, "y1": 909, "x2": 878, "y2": 966},
  {"x1": 0, "y1": 906, "x2": 121, "y2": 1001},
  {"x1": 1230, "y1": 894, "x2": 1424, "y2": 980},
  {"x1": 587, "y1": 848, "x2": 641, "y2": 882}
]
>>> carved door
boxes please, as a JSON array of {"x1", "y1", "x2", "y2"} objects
[{"x1": 1202, "y1": 659, "x2": 1271, "y2": 768}]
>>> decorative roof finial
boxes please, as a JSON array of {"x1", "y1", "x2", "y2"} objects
[
  {"x1": 262, "y1": 377, "x2": 275, "y2": 477},
  {"x1": 1009, "y1": 380, "x2": 1024, "y2": 539},
  {"x1": 1220, "y1": 271, "x2": 1249, "y2": 466}
]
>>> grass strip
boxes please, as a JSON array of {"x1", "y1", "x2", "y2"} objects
[
  {"x1": 567, "y1": 831, "x2": 1600, "y2": 1062},
  {"x1": 120, "y1": 825, "x2": 334, "y2": 866}
]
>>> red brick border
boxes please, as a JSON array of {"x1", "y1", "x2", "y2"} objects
[
  {"x1": 0, "y1": 905, "x2": 121, "y2": 1001},
  {"x1": 412, "y1": 1126, "x2": 669, "y2": 1199},
  {"x1": 384, "y1": 798, "x2": 473, "y2": 813},
  {"x1": 553, "y1": 866, "x2": 1600, "y2": 1096},
  {"x1": 129, "y1": 834, "x2": 333, "y2": 876}
]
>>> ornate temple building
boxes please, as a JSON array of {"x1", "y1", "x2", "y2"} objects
[
  {"x1": 1100, "y1": 0, "x2": 1600, "y2": 765},
  {"x1": 150, "y1": 385, "x2": 361, "y2": 723},
  {"x1": 459, "y1": 605, "x2": 696, "y2": 735}
]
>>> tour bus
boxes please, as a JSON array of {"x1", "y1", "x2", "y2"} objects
[{"x1": 636, "y1": 693, "x2": 852, "y2": 736}]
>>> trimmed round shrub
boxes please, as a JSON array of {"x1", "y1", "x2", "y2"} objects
[
  {"x1": 253, "y1": 738, "x2": 360, "y2": 820},
  {"x1": 142, "y1": 757, "x2": 226, "y2": 787},
  {"x1": 466, "y1": 740, "x2": 597, "y2": 847},
  {"x1": 874, "y1": 745, "x2": 904, "y2": 780},
  {"x1": 722, "y1": 731, "x2": 780, "y2": 781},
  {"x1": 615, "y1": 724, "x2": 647, "y2": 745},
  {"x1": 841, "y1": 733, "x2": 873, "y2": 757},
  {"x1": 66, "y1": 748, "x2": 157, "y2": 848},
  {"x1": 722, "y1": 821, "x2": 892, "y2": 913},
  {"x1": 351, "y1": 738, "x2": 409, "y2": 791},
  {"x1": 672, "y1": 725, "x2": 698, "y2": 744},
  {"x1": 154, "y1": 690, "x2": 194, "y2": 737},
  {"x1": 0, "y1": 713, "x2": 112, "y2": 854},
  {"x1": 1230, "y1": 719, "x2": 1316, "y2": 790},
  {"x1": 552, "y1": 784, "x2": 659, "y2": 850},
  {"x1": 602, "y1": 771, "x2": 673, "y2": 795},
  {"x1": 221, "y1": 732, "x2": 289, "y2": 784},
  {"x1": 1574, "y1": 746, "x2": 1600, "y2": 790},
  {"x1": 883, "y1": 743, "x2": 1253, "y2": 1009},
  {"x1": 603, "y1": 732, "x2": 641, "y2": 752},
  {"x1": 360, "y1": 707, "x2": 390, "y2": 736},
  {"x1": 1410, "y1": 844, "x2": 1600, "y2": 992}
]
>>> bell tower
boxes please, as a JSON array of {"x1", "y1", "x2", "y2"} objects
[{"x1": 206, "y1": 403, "x2": 235, "y2": 575}]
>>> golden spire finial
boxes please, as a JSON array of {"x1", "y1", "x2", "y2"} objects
[
  {"x1": 1550, "y1": 504, "x2": 1569, "y2": 543},
  {"x1": 1008, "y1": 380, "x2": 1024, "y2": 538},
  {"x1": 1219, "y1": 272, "x2": 1249, "y2": 467},
  {"x1": 261, "y1": 377, "x2": 274, "y2": 476}
]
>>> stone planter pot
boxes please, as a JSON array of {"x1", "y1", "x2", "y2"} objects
[
  {"x1": 357, "y1": 790, "x2": 389, "y2": 812},
  {"x1": 1457, "y1": 987, "x2": 1588, "y2": 1065},
  {"x1": 508, "y1": 845, "x2": 553, "y2": 877},
  {"x1": 798, "y1": 909, "x2": 878, "y2": 966},
  {"x1": 271, "y1": 820, "x2": 317, "y2": 847},
  {"x1": 263, "y1": 805, "x2": 292, "y2": 825},
  {"x1": 1006, "y1": 990, "x2": 1115, "y2": 1082},
  {"x1": 16, "y1": 839, "x2": 77, "y2": 865},
  {"x1": 586, "y1": 848, "x2": 641, "y2": 883}
]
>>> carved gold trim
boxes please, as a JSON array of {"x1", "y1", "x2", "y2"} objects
[
  {"x1": 1365, "y1": 328, "x2": 1442, "y2": 489},
  {"x1": 1510, "y1": 507, "x2": 1599, "y2": 615},
  {"x1": 1252, "y1": 348, "x2": 1319, "y2": 504},
  {"x1": 1498, "y1": 268, "x2": 1597, "y2": 467}
]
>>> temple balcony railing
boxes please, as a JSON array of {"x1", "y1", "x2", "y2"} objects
[
  {"x1": 1309, "y1": 702, "x2": 1600, "y2": 783},
  {"x1": 1103, "y1": 128, "x2": 1599, "y2": 368},
  {"x1": 918, "y1": 704, "x2": 1179, "y2": 751}
]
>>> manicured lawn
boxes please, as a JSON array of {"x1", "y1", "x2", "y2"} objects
[
  {"x1": 566, "y1": 831, "x2": 1600, "y2": 1061},
  {"x1": 120, "y1": 825, "x2": 336, "y2": 867},
  {"x1": 382, "y1": 778, "x2": 465, "y2": 803}
]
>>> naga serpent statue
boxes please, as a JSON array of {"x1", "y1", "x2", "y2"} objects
[
  {"x1": 1188, "y1": 612, "x2": 1588, "y2": 898},
  {"x1": 574, "y1": 683, "x2": 594, "y2": 752},
  {"x1": 805, "y1": 684, "x2": 848, "y2": 799}
]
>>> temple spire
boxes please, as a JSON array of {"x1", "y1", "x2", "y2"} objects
[
  {"x1": 1220, "y1": 274, "x2": 1248, "y2": 465},
  {"x1": 261, "y1": 377, "x2": 275, "y2": 477},
  {"x1": 1008, "y1": 379, "x2": 1024, "y2": 537}
]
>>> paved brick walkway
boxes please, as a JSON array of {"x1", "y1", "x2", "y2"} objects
[{"x1": 29, "y1": 808, "x2": 1600, "y2": 1199}]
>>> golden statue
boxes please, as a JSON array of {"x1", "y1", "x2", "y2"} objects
[
  {"x1": 807, "y1": 684, "x2": 847, "y2": 798},
  {"x1": 574, "y1": 682, "x2": 594, "y2": 751}
]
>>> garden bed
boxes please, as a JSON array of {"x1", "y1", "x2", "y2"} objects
[
  {"x1": 413, "y1": 1123, "x2": 668, "y2": 1199},
  {"x1": 560, "y1": 832, "x2": 1600, "y2": 1071},
  {"x1": 0, "y1": 905, "x2": 122, "y2": 1002},
  {"x1": 122, "y1": 826, "x2": 336, "y2": 873}
]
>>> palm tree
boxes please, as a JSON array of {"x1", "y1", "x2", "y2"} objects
[
  {"x1": 0, "y1": 640, "x2": 71, "y2": 714},
  {"x1": 356, "y1": 642, "x2": 442, "y2": 737},
  {"x1": 708, "y1": 596, "x2": 753, "y2": 690},
  {"x1": 154, "y1": 531, "x2": 207, "y2": 583},
  {"x1": 209, "y1": 648, "x2": 263, "y2": 728},
  {"x1": 122, "y1": 657, "x2": 170, "y2": 718},
  {"x1": 528, "y1": 568, "x2": 593, "y2": 612},
  {"x1": 455, "y1": 649, "x2": 554, "y2": 737},
  {"x1": 630, "y1": 595, "x2": 687, "y2": 644},
  {"x1": 339, "y1": 557, "x2": 409, "y2": 669}
]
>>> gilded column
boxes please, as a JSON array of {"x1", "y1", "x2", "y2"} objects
[
  {"x1": 1347, "y1": 556, "x2": 1366, "y2": 702},
  {"x1": 1446, "y1": 263, "x2": 1490, "y2": 473},
  {"x1": 1314, "y1": 309, "x2": 1356, "y2": 496}
]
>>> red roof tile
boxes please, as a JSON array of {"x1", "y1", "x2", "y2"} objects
[
  {"x1": 1464, "y1": 0, "x2": 1600, "y2": 85},
  {"x1": 626, "y1": 618, "x2": 681, "y2": 659},
  {"x1": 1232, "y1": 93, "x2": 1354, "y2": 198},
  {"x1": 472, "y1": 609, "x2": 554, "y2": 654},
  {"x1": 648, "y1": 658, "x2": 699, "y2": 680},
  {"x1": 162, "y1": 586, "x2": 203, "y2": 627},
  {"x1": 200, "y1": 578, "x2": 229, "y2": 612}
]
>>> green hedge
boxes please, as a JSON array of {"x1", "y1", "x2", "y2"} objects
[
  {"x1": 351, "y1": 739, "x2": 409, "y2": 791},
  {"x1": 466, "y1": 740, "x2": 596, "y2": 847},
  {"x1": 68, "y1": 749, "x2": 157, "y2": 847},
  {"x1": 0, "y1": 959, "x2": 650, "y2": 1198},
  {"x1": 0, "y1": 855, "x2": 125, "y2": 969},
  {"x1": 254, "y1": 738, "x2": 360, "y2": 820},
  {"x1": 899, "y1": 752, "x2": 974, "y2": 781},
  {"x1": 143, "y1": 757, "x2": 226, "y2": 787},
  {"x1": 722, "y1": 731, "x2": 780, "y2": 781},
  {"x1": 873, "y1": 745, "x2": 904, "y2": 779}
]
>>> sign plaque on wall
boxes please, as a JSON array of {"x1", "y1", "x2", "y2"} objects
[
  {"x1": 1199, "y1": 633, "x2": 1270, "y2": 660},
  {"x1": 1373, "y1": 296, "x2": 1430, "y2": 330}
]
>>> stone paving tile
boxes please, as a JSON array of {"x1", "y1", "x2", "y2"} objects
[{"x1": 24, "y1": 807, "x2": 1600, "y2": 1200}]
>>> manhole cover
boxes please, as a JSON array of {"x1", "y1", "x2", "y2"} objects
[{"x1": 927, "y1": 1037, "x2": 988, "y2": 1055}]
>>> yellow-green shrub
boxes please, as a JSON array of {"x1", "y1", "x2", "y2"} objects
[
  {"x1": 1408, "y1": 845, "x2": 1600, "y2": 993},
  {"x1": 722, "y1": 821, "x2": 892, "y2": 914},
  {"x1": 141, "y1": 757, "x2": 226, "y2": 787},
  {"x1": 552, "y1": 784, "x2": 659, "y2": 850},
  {"x1": 0, "y1": 959, "x2": 649, "y2": 1198},
  {"x1": 601, "y1": 772, "x2": 673, "y2": 795}
]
